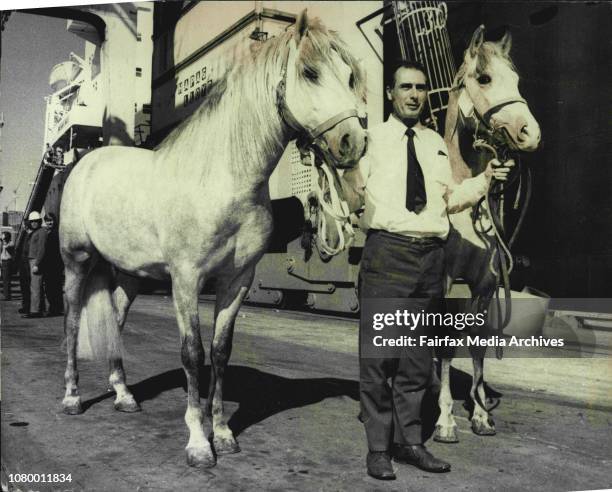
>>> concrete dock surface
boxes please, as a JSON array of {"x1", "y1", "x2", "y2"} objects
[{"x1": 1, "y1": 295, "x2": 611, "y2": 491}]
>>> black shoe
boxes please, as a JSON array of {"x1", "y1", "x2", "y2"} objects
[
  {"x1": 22, "y1": 312, "x2": 43, "y2": 319},
  {"x1": 46, "y1": 311, "x2": 64, "y2": 317},
  {"x1": 366, "y1": 451, "x2": 396, "y2": 480},
  {"x1": 18, "y1": 307, "x2": 29, "y2": 314},
  {"x1": 392, "y1": 444, "x2": 451, "y2": 473}
]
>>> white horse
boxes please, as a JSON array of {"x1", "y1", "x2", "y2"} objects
[
  {"x1": 59, "y1": 11, "x2": 367, "y2": 468},
  {"x1": 435, "y1": 26, "x2": 541, "y2": 442}
]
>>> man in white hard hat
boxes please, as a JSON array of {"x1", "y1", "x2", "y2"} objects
[{"x1": 23, "y1": 211, "x2": 47, "y2": 318}]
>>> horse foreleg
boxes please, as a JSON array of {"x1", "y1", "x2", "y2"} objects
[
  {"x1": 470, "y1": 354, "x2": 496, "y2": 436},
  {"x1": 434, "y1": 357, "x2": 459, "y2": 443},
  {"x1": 172, "y1": 271, "x2": 215, "y2": 468},
  {"x1": 109, "y1": 272, "x2": 141, "y2": 413},
  {"x1": 208, "y1": 267, "x2": 254, "y2": 455},
  {"x1": 62, "y1": 259, "x2": 93, "y2": 415}
]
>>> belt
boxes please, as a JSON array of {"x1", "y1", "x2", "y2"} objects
[{"x1": 366, "y1": 228, "x2": 445, "y2": 246}]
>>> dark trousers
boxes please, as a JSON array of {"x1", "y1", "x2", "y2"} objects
[
  {"x1": 1, "y1": 259, "x2": 12, "y2": 300},
  {"x1": 29, "y1": 259, "x2": 45, "y2": 314},
  {"x1": 359, "y1": 230, "x2": 444, "y2": 451},
  {"x1": 44, "y1": 267, "x2": 64, "y2": 313},
  {"x1": 19, "y1": 259, "x2": 30, "y2": 312}
]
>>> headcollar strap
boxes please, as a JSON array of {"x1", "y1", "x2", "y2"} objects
[{"x1": 275, "y1": 34, "x2": 364, "y2": 161}]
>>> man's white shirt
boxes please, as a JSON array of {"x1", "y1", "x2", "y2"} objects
[{"x1": 357, "y1": 115, "x2": 488, "y2": 239}]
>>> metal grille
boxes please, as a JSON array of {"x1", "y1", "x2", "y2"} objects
[
  {"x1": 391, "y1": 0, "x2": 456, "y2": 131},
  {"x1": 290, "y1": 143, "x2": 313, "y2": 196}
]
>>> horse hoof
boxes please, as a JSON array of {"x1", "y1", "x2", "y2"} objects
[
  {"x1": 186, "y1": 447, "x2": 216, "y2": 468},
  {"x1": 213, "y1": 436, "x2": 241, "y2": 455},
  {"x1": 114, "y1": 398, "x2": 141, "y2": 413},
  {"x1": 62, "y1": 397, "x2": 83, "y2": 415},
  {"x1": 471, "y1": 420, "x2": 496, "y2": 436},
  {"x1": 434, "y1": 425, "x2": 459, "y2": 443}
]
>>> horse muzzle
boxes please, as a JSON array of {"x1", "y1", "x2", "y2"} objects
[
  {"x1": 491, "y1": 106, "x2": 541, "y2": 152},
  {"x1": 318, "y1": 117, "x2": 368, "y2": 169}
]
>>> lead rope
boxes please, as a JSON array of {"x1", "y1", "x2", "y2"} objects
[
  {"x1": 472, "y1": 139, "x2": 514, "y2": 358},
  {"x1": 473, "y1": 139, "x2": 515, "y2": 278},
  {"x1": 307, "y1": 151, "x2": 354, "y2": 258}
]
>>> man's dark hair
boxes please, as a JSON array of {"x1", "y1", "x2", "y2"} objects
[
  {"x1": 44, "y1": 213, "x2": 57, "y2": 221},
  {"x1": 1, "y1": 231, "x2": 11, "y2": 241},
  {"x1": 386, "y1": 59, "x2": 429, "y2": 89}
]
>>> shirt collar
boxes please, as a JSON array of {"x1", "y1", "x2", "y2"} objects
[{"x1": 387, "y1": 114, "x2": 424, "y2": 140}]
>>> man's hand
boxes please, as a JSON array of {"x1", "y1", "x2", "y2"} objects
[
  {"x1": 32, "y1": 265, "x2": 38, "y2": 274},
  {"x1": 484, "y1": 158, "x2": 515, "y2": 181}
]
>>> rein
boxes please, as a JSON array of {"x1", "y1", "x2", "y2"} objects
[
  {"x1": 452, "y1": 80, "x2": 533, "y2": 357},
  {"x1": 311, "y1": 157, "x2": 355, "y2": 257},
  {"x1": 276, "y1": 37, "x2": 361, "y2": 258}
]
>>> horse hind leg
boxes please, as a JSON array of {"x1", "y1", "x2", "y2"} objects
[
  {"x1": 207, "y1": 267, "x2": 255, "y2": 455},
  {"x1": 470, "y1": 353, "x2": 496, "y2": 436},
  {"x1": 434, "y1": 356, "x2": 459, "y2": 443},
  {"x1": 172, "y1": 268, "x2": 215, "y2": 468},
  {"x1": 108, "y1": 271, "x2": 141, "y2": 413},
  {"x1": 62, "y1": 251, "x2": 96, "y2": 415}
]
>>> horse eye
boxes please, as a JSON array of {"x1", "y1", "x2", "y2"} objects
[
  {"x1": 349, "y1": 72, "x2": 355, "y2": 89},
  {"x1": 303, "y1": 67, "x2": 319, "y2": 82},
  {"x1": 477, "y1": 74, "x2": 492, "y2": 85}
]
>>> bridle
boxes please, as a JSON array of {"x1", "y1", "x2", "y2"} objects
[
  {"x1": 451, "y1": 72, "x2": 533, "y2": 358},
  {"x1": 452, "y1": 79, "x2": 527, "y2": 151},
  {"x1": 275, "y1": 38, "x2": 365, "y2": 160},
  {"x1": 276, "y1": 36, "x2": 365, "y2": 258}
]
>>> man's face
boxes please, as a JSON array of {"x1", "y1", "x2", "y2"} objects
[
  {"x1": 386, "y1": 67, "x2": 428, "y2": 122},
  {"x1": 30, "y1": 220, "x2": 40, "y2": 230},
  {"x1": 45, "y1": 219, "x2": 54, "y2": 229}
]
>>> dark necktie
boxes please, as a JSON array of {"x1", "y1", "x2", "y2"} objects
[{"x1": 405, "y1": 128, "x2": 427, "y2": 213}]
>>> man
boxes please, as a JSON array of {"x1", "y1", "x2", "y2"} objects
[
  {"x1": 54, "y1": 146, "x2": 64, "y2": 167},
  {"x1": 342, "y1": 61, "x2": 512, "y2": 480},
  {"x1": 1, "y1": 231, "x2": 15, "y2": 300},
  {"x1": 23, "y1": 211, "x2": 47, "y2": 318},
  {"x1": 42, "y1": 143, "x2": 53, "y2": 167},
  {"x1": 42, "y1": 213, "x2": 64, "y2": 316},
  {"x1": 17, "y1": 221, "x2": 32, "y2": 314}
]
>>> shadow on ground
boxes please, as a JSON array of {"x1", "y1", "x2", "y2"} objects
[{"x1": 82, "y1": 363, "x2": 503, "y2": 440}]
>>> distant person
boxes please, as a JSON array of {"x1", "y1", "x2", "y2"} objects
[
  {"x1": 23, "y1": 211, "x2": 47, "y2": 318},
  {"x1": 54, "y1": 146, "x2": 64, "y2": 167},
  {"x1": 43, "y1": 143, "x2": 54, "y2": 167},
  {"x1": 18, "y1": 221, "x2": 33, "y2": 314},
  {"x1": 1, "y1": 231, "x2": 15, "y2": 300},
  {"x1": 42, "y1": 213, "x2": 64, "y2": 316}
]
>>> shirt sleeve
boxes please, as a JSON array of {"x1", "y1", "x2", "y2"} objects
[{"x1": 446, "y1": 172, "x2": 489, "y2": 214}]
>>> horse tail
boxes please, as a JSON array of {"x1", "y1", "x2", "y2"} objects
[{"x1": 77, "y1": 263, "x2": 121, "y2": 360}]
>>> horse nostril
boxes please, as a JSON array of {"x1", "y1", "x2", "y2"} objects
[
  {"x1": 339, "y1": 133, "x2": 351, "y2": 156},
  {"x1": 517, "y1": 125, "x2": 530, "y2": 142}
]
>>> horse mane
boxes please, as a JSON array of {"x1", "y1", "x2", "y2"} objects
[
  {"x1": 297, "y1": 18, "x2": 367, "y2": 103},
  {"x1": 154, "y1": 18, "x2": 364, "y2": 182},
  {"x1": 154, "y1": 30, "x2": 290, "y2": 181},
  {"x1": 452, "y1": 40, "x2": 517, "y2": 90}
]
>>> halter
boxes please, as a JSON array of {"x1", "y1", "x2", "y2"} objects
[
  {"x1": 454, "y1": 84, "x2": 527, "y2": 151},
  {"x1": 451, "y1": 74, "x2": 532, "y2": 357},
  {"x1": 276, "y1": 36, "x2": 362, "y2": 258},
  {"x1": 275, "y1": 38, "x2": 363, "y2": 155}
]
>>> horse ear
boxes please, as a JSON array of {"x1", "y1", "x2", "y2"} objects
[
  {"x1": 499, "y1": 30, "x2": 512, "y2": 55},
  {"x1": 294, "y1": 9, "x2": 309, "y2": 43},
  {"x1": 468, "y1": 25, "x2": 485, "y2": 57}
]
